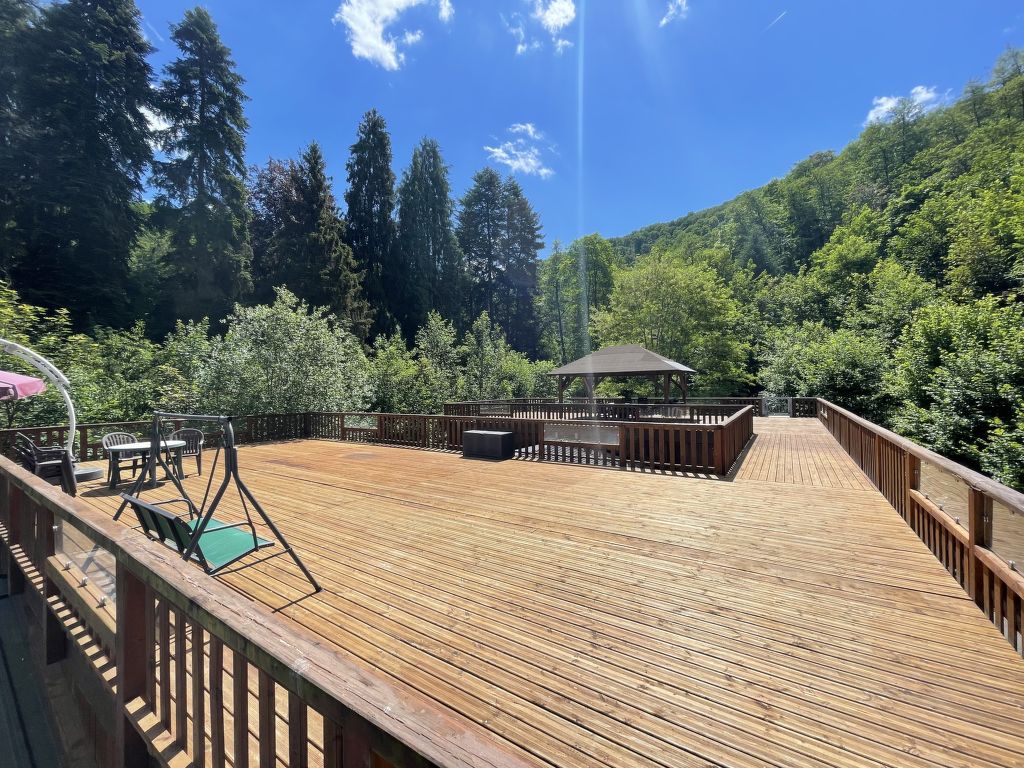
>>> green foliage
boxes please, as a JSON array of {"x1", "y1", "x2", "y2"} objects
[
  {"x1": 368, "y1": 333, "x2": 423, "y2": 413},
  {"x1": 757, "y1": 324, "x2": 889, "y2": 421},
  {"x1": 592, "y1": 254, "x2": 750, "y2": 394},
  {"x1": 202, "y1": 287, "x2": 371, "y2": 415},
  {"x1": 886, "y1": 298, "x2": 1024, "y2": 473},
  {"x1": 415, "y1": 311, "x2": 462, "y2": 411},
  {"x1": 460, "y1": 312, "x2": 551, "y2": 401}
]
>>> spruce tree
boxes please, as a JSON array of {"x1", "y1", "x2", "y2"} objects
[
  {"x1": 248, "y1": 157, "x2": 297, "y2": 304},
  {"x1": 291, "y1": 142, "x2": 371, "y2": 339},
  {"x1": 500, "y1": 178, "x2": 543, "y2": 355},
  {"x1": 456, "y1": 167, "x2": 505, "y2": 321},
  {"x1": 395, "y1": 138, "x2": 463, "y2": 337},
  {"x1": 344, "y1": 109, "x2": 397, "y2": 338},
  {"x1": 7, "y1": 0, "x2": 154, "y2": 327},
  {"x1": 152, "y1": 6, "x2": 251, "y2": 327}
]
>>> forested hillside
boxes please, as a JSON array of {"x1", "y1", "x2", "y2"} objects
[
  {"x1": 540, "y1": 49, "x2": 1024, "y2": 488},
  {"x1": 1, "y1": 0, "x2": 1023, "y2": 489}
]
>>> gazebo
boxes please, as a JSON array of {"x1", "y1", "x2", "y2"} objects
[{"x1": 549, "y1": 344, "x2": 695, "y2": 403}]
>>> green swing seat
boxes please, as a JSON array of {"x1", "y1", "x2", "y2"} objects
[{"x1": 121, "y1": 493, "x2": 273, "y2": 574}]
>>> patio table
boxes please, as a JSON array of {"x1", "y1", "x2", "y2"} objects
[{"x1": 106, "y1": 439, "x2": 186, "y2": 488}]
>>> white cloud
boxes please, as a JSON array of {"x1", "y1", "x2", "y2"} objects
[
  {"x1": 865, "y1": 84, "x2": 940, "y2": 124},
  {"x1": 510, "y1": 122, "x2": 542, "y2": 139},
  {"x1": 332, "y1": 0, "x2": 452, "y2": 70},
  {"x1": 485, "y1": 141, "x2": 554, "y2": 178},
  {"x1": 506, "y1": 2, "x2": 575, "y2": 55},
  {"x1": 485, "y1": 123, "x2": 554, "y2": 179},
  {"x1": 532, "y1": 0, "x2": 575, "y2": 34},
  {"x1": 659, "y1": 0, "x2": 689, "y2": 27},
  {"x1": 505, "y1": 13, "x2": 539, "y2": 55}
]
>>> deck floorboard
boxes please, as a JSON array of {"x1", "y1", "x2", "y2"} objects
[{"x1": 73, "y1": 417, "x2": 1024, "y2": 768}]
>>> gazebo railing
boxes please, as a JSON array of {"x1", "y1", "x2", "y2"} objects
[{"x1": 441, "y1": 400, "x2": 746, "y2": 421}]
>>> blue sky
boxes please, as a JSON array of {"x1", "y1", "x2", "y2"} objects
[{"x1": 136, "y1": 0, "x2": 1024, "y2": 251}]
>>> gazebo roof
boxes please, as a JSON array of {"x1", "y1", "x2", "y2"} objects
[{"x1": 549, "y1": 344, "x2": 696, "y2": 377}]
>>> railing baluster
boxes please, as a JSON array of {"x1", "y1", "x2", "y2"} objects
[
  {"x1": 159, "y1": 601, "x2": 171, "y2": 729},
  {"x1": 193, "y1": 621, "x2": 206, "y2": 768},
  {"x1": 145, "y1": 592, "x2": 156, "y2": 707},
  {"x1": 210, "y1": 637, "x2": 225, "y2": 768},
  {"x1": 175, "y1": 608, "x2": 187, "y2": 745},
  {"x1": 323, "y1": 714, "x2": 343, "y2": 768},
  {"x1": 233, "y1": 651, "x2": 249, "y2": 768},
  {"x1": 288, "y1": 691, "x2": 308, "y2": 768},
  {"x1": 258, "y1": 669, "x2": 275, "y2": 768}
]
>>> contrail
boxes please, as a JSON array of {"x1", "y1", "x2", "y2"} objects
[{"x1": 764, "y1": 10, "x2": 787, "y2": 31}]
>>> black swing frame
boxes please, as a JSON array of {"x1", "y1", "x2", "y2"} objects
[{"x1": 113, "y1": 411, "x2": 321, "y2": 592}]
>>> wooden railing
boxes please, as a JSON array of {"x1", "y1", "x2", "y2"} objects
[
  {"x1": 442, "y1": 400, "x2": 746, "y2": 422},
  {"x1": 817, "y1": 398, "x2": 1024, "y2": 656},
  {"x1": 0, "y1": 413, "x2": 315, "y2": 466},
  {"x1": 0, "y1": 458, "x2": 531, "y2": 768},
  {"x1": 445, "y1": 397, "x2": 785, "y2": 418},
  {"x1": 314, "y1": 407, "x2": 754, "y2": 475}
]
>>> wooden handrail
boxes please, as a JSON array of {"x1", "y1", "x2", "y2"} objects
[
  {"x1": 815, "y1": 397, "x2": 1024, "y2": 657},
  {"x1": 0, "y1": 457, "x2": 534, "y2": 768},
  {"x1": 816, "y1": 398, "x2": 1024, "y2": 514}
]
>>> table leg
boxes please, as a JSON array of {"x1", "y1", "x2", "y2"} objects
[
  {"x1": 175, "y1": 448, "x2": 184, "y2": 479},
  {"x1": 109, "y1": 458, "x2": 119, "y2": 489}
]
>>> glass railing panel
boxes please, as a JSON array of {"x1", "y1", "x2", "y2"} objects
[
  {"x1": 55, "y1": 519, "x2": 117, "y2": 604},
  {"x1": 991, "y1": 498, "x2": 1024, "y2": 571},
  {"x1": 918, "y1": 458, "x2": 969, "y2": 530}
]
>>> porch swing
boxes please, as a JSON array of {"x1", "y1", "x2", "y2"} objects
[{"x1": 114, "y1": 411, "x2": 321, "y2": 592}]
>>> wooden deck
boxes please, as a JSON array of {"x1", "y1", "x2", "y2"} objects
[{"x1": 71, "y1": 417, "x2": 1024, "y2": 768}]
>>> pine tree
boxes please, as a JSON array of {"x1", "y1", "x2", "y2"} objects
[
  {"x1": 291, "y1": 142, "x2": 371, "y2": 338},
  {"x1": 6, "y1": 0, "x2": 154, "y2": 327},
  {"x1": 152, "y1": 6, "x2": 251, "y2": 327},
  {"x1": 456, "y1": 168, "x2": 505, "y2": 321},
  {"x1": 395, "y1": 138, "x2": 463, "y2": 337},
  {"x1": 500, "y1": 178, "x2": 543, "y2": 355},
  {"x1": 344, "y1": 109, "x2": 397, "y2": 338}
]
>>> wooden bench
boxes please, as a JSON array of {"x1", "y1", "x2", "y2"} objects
[
  {"x1": 121, "y1": 494, "x2": 273, "y2": 574},
  {"x1": 462, "y1": 430, "x2": 515, "y2": 460}
]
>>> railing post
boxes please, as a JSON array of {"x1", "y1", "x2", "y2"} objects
[
  {"x1": 115, "y1": 562, "x2": 150, "y2": 768},
  {"x1": 968, "y1": 489, "x2": 992, "y2": 607},
  {"x1": 714, "y1": 427, "x2": 725, "y2": 474},
  {"x1": 903, "y1": 451, "x2": 918, "y2": 522},
  {"x1": 303, "y1": 411, "x2": 312, "y2": 439}
]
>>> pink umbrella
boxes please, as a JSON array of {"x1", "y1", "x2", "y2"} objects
[{"x1": 0, "y1": 370, "x2": 47, "y2": 401}]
